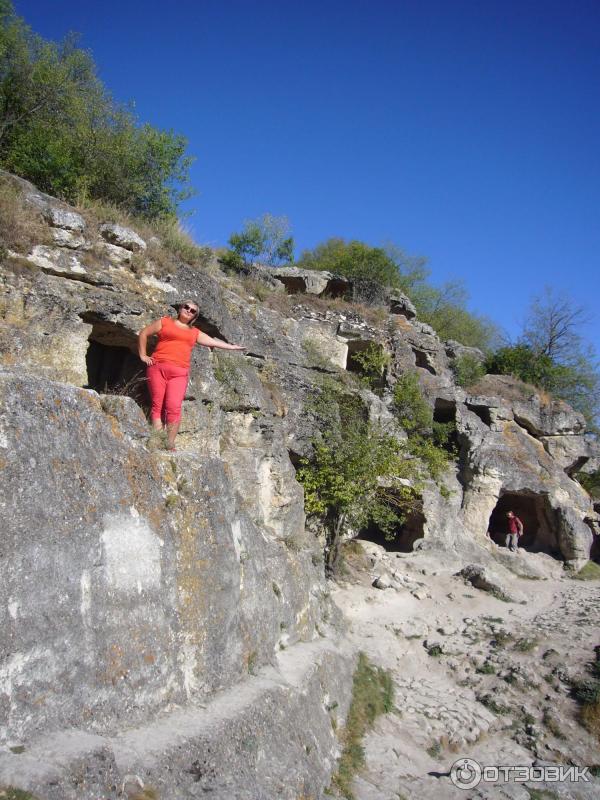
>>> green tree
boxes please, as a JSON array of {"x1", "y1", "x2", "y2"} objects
[
  {"x1": 0, "y1": 1, "x2": 193, "y2": 218},
  {"x1": 228, "y1": 213, "x2": 294, "y2": 267},
  {"x1": 297, "y1": 238, "x2": 500, "y2": 349},
  {"x1": 349, "y1": 343, "x2": 390, "y2": 390},
  {"x1": 486, "y1": 289, "x2": 600, "y2": 427},
  {"x1": 297, "y1": 385, "x2": 418, "y2": 574},
  {"x1": 408, "y1": 278, "x2": 501, "y2": 350},
  {"x1": 451, "y1": 353, "x2": 486, "y2": 388},
  {"x1": 297, "y1": 238, "x2": 402, "y2": 288}
]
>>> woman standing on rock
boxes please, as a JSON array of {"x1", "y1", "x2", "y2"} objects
[{"x1": 138, "y1": 300, "x2": 245, "y2": 450}]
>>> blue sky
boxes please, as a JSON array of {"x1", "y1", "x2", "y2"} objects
[{"x1": 14, "y1": 0, "x2": 600, "y2": 348}]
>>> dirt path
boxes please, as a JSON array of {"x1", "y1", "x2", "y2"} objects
[{"x1": 332, "y1": 542, "x2": 600, "y2": 800}]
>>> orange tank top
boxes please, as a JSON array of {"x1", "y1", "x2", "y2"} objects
[{"x1": 152, "y1": 316, "x2": 199, "y2": 369}]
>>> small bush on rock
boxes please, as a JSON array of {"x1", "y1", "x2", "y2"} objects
[
  {"x1": 392, "y1": 372, "x2": 455, "y2": 480},
  {"x1": 452, "y1": 353, "x2": 486, "y2": 388},
  {"x1": 350, "y1": 343, "x2": 390, "y2": 390}
]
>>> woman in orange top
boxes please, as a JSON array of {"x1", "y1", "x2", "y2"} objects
[{"x1": 138, "y1": 300, "x2": 245, "y2": 450}]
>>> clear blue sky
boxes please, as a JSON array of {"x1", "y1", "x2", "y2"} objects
[{"x1": 15, "y1": 0, "x2": 600, "y2": 348}]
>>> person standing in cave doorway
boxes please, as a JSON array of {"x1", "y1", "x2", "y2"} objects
[
  {"x1": 506, "y1": 510, "x2": 524, "y2": 552},
  {"x1": 138, "y1": 300, "x2": 245, "y2": 451}
]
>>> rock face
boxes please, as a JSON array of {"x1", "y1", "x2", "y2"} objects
[{"x1": 0, "y1": 173, "x2": 598, "y2": 796}]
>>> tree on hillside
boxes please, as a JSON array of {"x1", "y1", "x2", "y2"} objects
[
  {"x1": 486, "y1": 288, "x2": 600, "y2": 428},
  {"x1": 522, "y1": 287, "x2": 590, "y2": 362},
  {"x1": 297, "y1": 238, "x2": 403, "y2": 288},
  {"x1": 228, "y1": 213, "x2": 294, "y2": 267},
  {"x1": 0, "y1": 1, "x2": 193, "y2": 218},
  {"x1": 408, "y1": 278, "x2": 502, "y2": 350},
  {"x1": 297, "y1": 238, "x2": 500, "y2": 350},
  {"x1": 296, "y1": 384, "x2": 419, "y2": 574}
]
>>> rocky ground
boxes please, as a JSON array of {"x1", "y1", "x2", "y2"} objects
[{"x1": 332, "y1": 541, "x2": 600, "y2": 800}]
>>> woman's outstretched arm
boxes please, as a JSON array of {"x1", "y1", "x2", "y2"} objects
[{"x1": 197, "y1": 331, "x2": 245, "y2": 351}]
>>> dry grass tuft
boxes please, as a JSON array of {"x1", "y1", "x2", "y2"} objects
[
  {"x1": 0, "y1": 178, "x2": 50, "y2": 256},
  {"x1": 78, "y1": 196, "x2": 212, "y2": 276}
]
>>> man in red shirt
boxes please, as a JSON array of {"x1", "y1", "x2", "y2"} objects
[{"x1": 506, "y1": 511, "x2": 524, "y2": 552}]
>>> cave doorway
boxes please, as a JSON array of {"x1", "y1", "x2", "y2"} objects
[
  {"x1": 82, "y1": 316, "x2": 149, "y2": 410},
  {"x1": 360, "y1": 503, "x2": 425, "y2": 553},
  {"x1": 274, "y1": 276, "x2": 306, "y2": 295},
  {"x1": 412, "y1": 348, "x2": 436, "y2": 374},
  {"x1": 487, "y1": 491, "x2": 560, "y2": 557},
  {"x1": 591, "y1": 533, "x2": 600, "y2": 564},
  {"x1": 433, "y1": 398, "x2": 460, "y2": 454},
  {"x1": 322, "y1": 278, "x2": 349, "y2": 299}
]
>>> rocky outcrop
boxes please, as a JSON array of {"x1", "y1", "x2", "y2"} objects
[{"x1": 1, "y1": 172, "x2": 599, "y2": 795}]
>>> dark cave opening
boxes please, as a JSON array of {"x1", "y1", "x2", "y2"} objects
[
  {"x1": 360, "y1": 503, "x2": 425, "y2": 553},
  {"x1": 433, "y1": 398, "x2": 456, "y2": 425},
  {"x1": 412, "y1": 348, "x2": 436, "y2": 374},
  {"x1": 590, "y1": 533, "x2": 600, "y2": 564},
  {"x1": 466, "y1": 403, "x2": 492, "y2": 426},
  {"x1": 83, "y1": 318, "x2": 149, "y2": 410},
  {"x1": 287, "y1": 450, "x2": 304, "y2": 471},
  {"x1": 322, "y1": 278, "x2": 350, "y2": 299},
  {"x1": 433, "y1": 399, "x2": 460, "y2": 454},
  {"x1": 487, "y1": 491, "x2": 560, "y2": 557},
  {"x1": 275, "y1": 276, "x2": 307, "y2": 295}
]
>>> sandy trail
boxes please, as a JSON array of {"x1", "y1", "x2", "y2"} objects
[{"x1": 332, "y1": 542, "x2": 600, "y2": 800}]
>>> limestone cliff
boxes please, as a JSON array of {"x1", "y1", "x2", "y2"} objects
[{"x1": 0, "y1": 172, "x2": 598, "y2": 798}]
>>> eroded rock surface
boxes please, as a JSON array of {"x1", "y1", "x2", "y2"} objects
[{"x1": 1, "y1": 173, "x2": 599, "y2": 797}]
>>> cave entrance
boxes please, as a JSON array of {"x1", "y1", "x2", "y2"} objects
[
  {"x1": 487, "y1": 491, "x2": 560, "y2": 557},
  {"x1": 360, "y1": 502, "x2": 425, "y2": 553},
  {"x1": 591, "y1": 534, "x2": 600, "y2": 565},
  {"x1": 466, "y1": 402, "x2": 492, "y2": 427},
  {"x1": 275, "y1": 276, "x2": 306, "y2": 295},
  {"x1": 322, "y1": 278, "x2": 349, "y2": 299},
  {"x1": 433, "y1": 399, "x2": 459, "y2": 454},
  {"x1": 412, "y1": 348, "x2": 436, "y2": 374},
  {"x1": 82, "y1": 316, "x2": 149, "y2": 410}
]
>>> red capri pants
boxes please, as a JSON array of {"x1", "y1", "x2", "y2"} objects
[{"x1": 147, "y1": 362, "x2": 189, "y2": 424}]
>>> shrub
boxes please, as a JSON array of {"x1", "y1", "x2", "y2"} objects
[
  {"x1": 350, "y1": 343, "x2": 390, "y2": 389},
  {"x1": 452, "y1": 353, "x2": 486, "y2": 388},
  {"x1": 574, "y1": 471, "x2": 600, "y2": 502},
  {"x1": 392, "y1": 372, "x2": 432, "y2": 436},
  {"x1": 570, "y1": 647, "x2": 600, "y2": 740},
  {"x1": 391, "y1": 372, "x2": 453, "y2": 481},
  {"x1": 486, "y1": 341, "x2": 599, "y2": 429},
  {"x1": 297, "y1": 238, "x2": 402, "y2": 288},
  {"x1": 572, "y1": 561, "x2": 600, "y2": 581},
  {"x1": 219, "y1": 249, "x2": 245, "y2": 273},
  {"x1": 330, "y1": 653, "x2": 394, "y2": 799},
  {"x1": 0, "y1": 790, "x2": 39, "y2": 800}
]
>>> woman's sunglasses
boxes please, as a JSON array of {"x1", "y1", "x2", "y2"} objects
[{"x1": 182, "y1": 304, "x2": 198, "y2": 314}]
